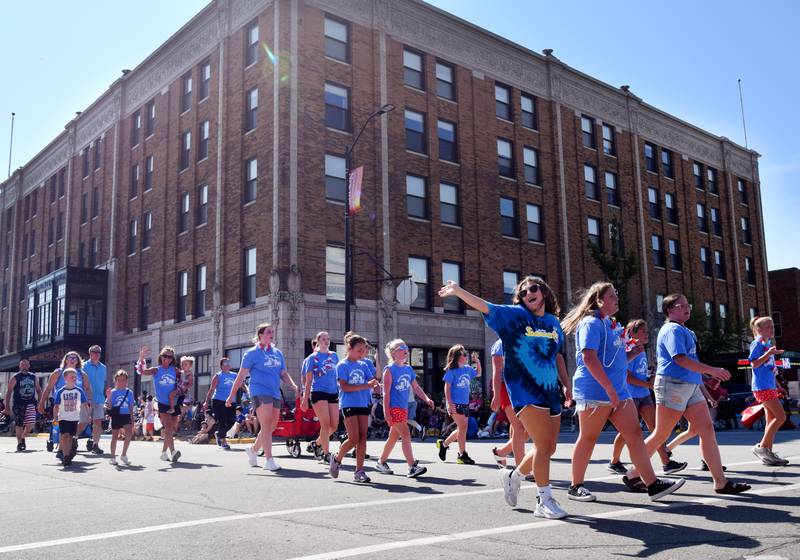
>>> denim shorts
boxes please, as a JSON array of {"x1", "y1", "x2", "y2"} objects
[
  {"x1": 575, "y1": 398, "x2": 632, "y2": 412},
  {"x1": 653, "y1": 376, "x2": 705, "y2": 412}
]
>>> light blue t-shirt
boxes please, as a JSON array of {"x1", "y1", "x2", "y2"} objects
[
  {"x1": 54, "y1": 368, "x2": 84, "y2": 392},
  {"x1": 153, "y1": 366, "x2": 177, "y2": 404},
  {"x1": 656, "y1": 322, "x2": 702, "y2": 384},
  {"x1": 384, "y1": 363, "x2": 415, "y2": 409},
  {"x1": 748, "y1": 337, "x2": 777, "y2": 391},
  {"x1": 627, "y1": 353, "x2": 651, "y2": 399},
  {"x1": 211, "y1": 370, "x2": 239, "y2": 401},
  {"x1": 573, "y1": 315, "x2": 630, "y2": 401},
  {"x1": 490, "y1": 339, "x2": 504, "y2": 357},
  {"x1": 109, "y1": 388, "x2": 134, "y2": 414},
  {"x1": 443, "y1": 366, "x2": 478, "y2": 405},
  {"x1": 336, "y1": 358, "x2": 374, "y2": 409},
  {"x1": 301, "y1": 351, "x2": 340, "y2": 394},
  {"x1": 241, "y1": 344, "x2": 286, "y2": 399},
  {"x1": 83, "y1": 361, "x2": 107, "y2": 405}
]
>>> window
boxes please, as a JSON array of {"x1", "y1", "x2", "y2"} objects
[
  {"x1": 177, "y1": 271, "x2": 188, "y2": 322},
  {"x1": 587, "y1": 217, "x2": 601, "y2": 248},
  {"x1": 700, "y1": 247, "x2": 711, "y2": 276},
  {"x1": 605, "y1": 171, "x2": 619, "y2": 206},
  {"x1": 50, "y1": 175, "x2": 57, "y2": 203},
  {"x1": 705, "y1": 301, "x2": 714, "y2": 330},
  {"x1": 196, "y1": 264, "x2": 207, "y2": 317},
  {"x1": 668, "y1": 239, "x2": 681, "y2": 271},
  {"x1": 435, "y1": 61, "x2": 455, "y2": 100},
  {"x1": 652, "y1": 235, "x2": 665, "y2": 267},
  {"x1": 707, "y1": 167, "x2": 717, "y2": 194},
  {"x1": 584, "y1": 165, "x2": 598, "y2": 200},
  {"x1": 131, "y1": 110, "x2": 141, "y2": 146},
  {"x1": 495, "y1": 84, "x2": 511, "y2": 120},
  {"x1": 644, "y1": 143, "x2": 657, "y2": 172},
  {"x1": 197, "y1": 184, "x2": 208, "y2": 225},
  {"x1": 439, "y1": 181, "x2": 459, "y2": 226},
  {"x1": 745, "y1": 256, "x2": 755, "y2": 285},
  {"x1": 128, "y1": 220, "x2": 137, "y2": 255},
  {"x1": 749, "y1": 307, "x2": 758, "y2": 321},
  {"x1": 245, "y1": 20, "x2": 259, "y2": 66},
  {"x1": 181, "y1": 72, "x2": 192, "y2": 113},
  {"x1": 130, "y1": 164, "x2": 139, "y2": 198},
  {"x1": 180, "y1": 193, "x2": 190, "y2": 233},
  {"x1": 145, "y1": 155, "x2": 154, "y2": 191},
  {"x1": 656, "y1": 293, "x2": 665, "y2": 316},
  {"x1": 80, "y1": 192, "x2": 88, "y2": 224},
  {"x1": 408, "y1": 257, "x2": 429, "y2": 309},
  {"x1": 719, "y1": 303, "x2": 728, "y2": 330},
  {"x1": 139, "y1": 284, "x2": 149, "y2": 331},
  {"x1": 665, "y1": 192, "x2": 677, "y2": 224},
  {"x1": 404, "y1": 109, "x2": 426, "y2": 153},
  {"x1": 243, "y1": 246, "x2": 257, "y2": 306},
  {"x1": 48, "y1": 217, "x2": 54, "y2": 245},
  {"x1": 526, "y1": 203, "x2": 542, "y2": 242},
  {"x1": 581, "y1": 115, "x2": 595, "y2": 149},
  {"x1": 93, "y1": 138, "x2": 102, "y2": 170},
  {"x1": 773, "y1": 311, "x2": 783, "y2": 339},
  {"x1": 198, "y1": 121, "x2": 209, "y2": 161},
  {"x1": 406, "y1": 175, "x2": 427, "y2": 219},
  {"x1": 82, "y1": 148, "x2": 90, "y2": 178},
  {"x1": 502, "y1": 271, "x2": 518, "y2": 304},
  {"x1": 403, "y1": 49, "x2": 424, "y2": 89},
  {"x1": 245, "y1": 87, "x2": 258, "y2": 132},
  {"x1": 31, "y1": 190, "x2": 37, "y2": 217},
  {"x1": 648, "y1": 187, "x2": 661, "y2": 219},
  {"x1": 197, "y1": 60, "x2": 211, "y2": 101},
  {"x1": 324, "y1": 154, "x2": 346, "y2": 202},
  {"x1": 324, "y1": 16, "x2": 349, "y2": 62},
  {"x1": 437, "y1": 119, "x2": 457, "y2": 162},
  {"x1": 661, "y1": 149, "x2": 673, "y2": 178},
  {"x1": 523, "y1": 147, "x2": 539, "y2": 185},
  {"x1": 500, "y1": 197, "x2": 518, "y2": 237},
  {"x1": 441, "y1": 262, "x2": 462, "y2": 312},
  {"x1": 696, "y1": 203, "x2": 708, "y2": 232},
  {"x1": 29, "y1": 230, "x2": 36, "y2": 257},
  {"x1": 245, "y1": 158, "x2": 257, "y2": 203},
  {"x1": 142, "y1": 212, "x2": 152, "y2": 249},
  {"x1": 521, "y1": 94, "x2": 537, "y2": 129},
  {"x1": 325, "y1": 245, "x2": 345, "y2": 301},
  {"x1": 146, "y1": 100, "x2": 156, "y2": 136},
  {"x1": 59, "y1": 168, "x2": 66, "y2": 196},
  {"x1": 91, "y1": 187, "x2": 99, "y2": 218},
  {"x1": 693, "y1": 162, "x2": 703, "y2": 189},
  {"x1": 180, "y1": 131, "x2": 191, "y2": 171},
  {"x1": 714, "y1": 250, "x2": 726, "y2": 279},
  {"x1": 57, "y1": 212, "x2": 63, "y2": 240},
  {"x1": 738, "y1": 178, "x2": 748, "y2": 204},
  {"x1": 741, "y1": 217, "x2": 752, "y2": 244},
  {"x1": 89, "y1": 237, "x2": 98, "y2": 267},
  {"x1": 710, "y1": 207, "x2": 721, "y2": 236},
  {"x1": 324, "y1": 83, "x2": 349, "y2": 131},
  {"x1": 602, "y1": 123, "x2": 616, "y2": 156},
  {"x1": 497, "y1": 138, "x2": 514, "y2": 177}
]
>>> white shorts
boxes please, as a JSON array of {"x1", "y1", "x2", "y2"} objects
[{"x1": 91, "y1": 403, "x2": 106, "y2": 421}]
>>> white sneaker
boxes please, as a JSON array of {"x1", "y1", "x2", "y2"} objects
[
  {"x1": 535, "y1": 496, "x2": 567, "y2": 519},
  {"x1": 109, "y1": 456, "x2": 117, "y2": 466},
  {"x1": 160, "y1": 452, "x2": 170, "y2": 462},
  {"x1": 119, "y1": 455, "x2": 130, "y2": 466},
  {"x1": 752, "y1": 444, "x2": 770, "y2": 460},
  {"x1": 245, "y1": 447, "x2": 258, "y2": 467},
  {"x1": 499, "y1": 468, "x2": 521, "y2": 507},
  {"x1": 375, "y1": 461, "x2": 394, "y2": 474},
  {"x1": 264, "y1": 457, "x2": 281, "y2": 471}
]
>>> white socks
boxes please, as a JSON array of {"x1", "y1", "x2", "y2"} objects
[{"x1": 537, "y1": 484, "x2": 552, "y2": 501}]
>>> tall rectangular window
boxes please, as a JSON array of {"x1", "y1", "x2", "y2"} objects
[
  {"x1": 602, "y1": 123, "x2": 616, "y2": 156},
  {"x1": 741, "y1": 216, "x2": 752, "y2": 245},
  {"x1": 500, "y1": 197, "x2": 518, "y2": 237},
  {"x1": 243, "y1": 247, "x2": 257, "y2": 306},
  {"x1": 78, "y1": 241, "x2": 85, "y2": 266},
  {"x1": 441, "y1": 262, "x2": 462, "y2": 312},
  {"x1": 693, "y1": 162, "x2": 703, "y2": 189},
  {"x1": 665, "y1": 192, "x2": 677, "y2": 224},
  {"x1": 181, "y1": 72, "x2": 192, "y2": 113},
  {"x1": 146, "y1": 100, "x2": 156, "y2": 136},
  {"x1": 130, "y1": 164, "x2": 139, "y2": 198},
  {"x1": 668, "y1": 238, "x2": 681, "y2": 271},
  {"x1": 705, "y1": 301, "x2": 714, "y2": 330},
  {"x1": 142, "y1": 212, "x2": 152, "y2": 249},
  {"x1": 697, "y1": 203, "x2": 708, "y2": 232},
  {"x1": 588, "y1": 217, "x2": 601, "y2": 248},
  {"x1": 644, "y1": 143, "x2": 657, "y2": 172},
  {"x1": 48, "y1": 217, "x2": 55, "y2": 245},
  {"x1": 406, "y1": 175, "x2": 427, "y2": 219},
  {"x1": 81, "y1": 193, "x2": 88, "y2": 224},
  {"x1": 131, "y1": 111, "x2": 141, "y2": 146},
  {"x1": 707, "y1": 167, "x2": 718, "y2": 194},
  {"x1": 180, "y1": 131, "x2": 191, "y2": 171},
  {"x1": 324, "y1": 154, "x2": 346, "y2": 202},
  {"x1": 503, "y1": 271, "x2": 518, "y2": 304},
  {"x1": 404, "y1": 109, "x2": 426, "y2": 153},
  {"x1": 745, "y1": 256, "x2": 756, "y2": 285},
  {"x1": 195, "y1": 264, "x2": 207, "y2": 317},
  {"x1": 245, "y1": 87, "x2": 258, "y2": 132},
  {"x1": 50, "y1": 175, "x2": 57, "y2": 203},
  {"x1": 93, "y1": 138, "x2": 102, "y2": 170},
  {"x1": 439, "y1": 181, "x2": 459, "y2": 226},
  {"x1": 403, "y1": 49, "x2": 424, "y2": 89},
  {"x1": 437, "y1": 119, "x2": 457, "y2": 162},
  {"x1": 526, "y1": 203, "x2": 542, "y2": 242},
  {"x1": 89, "y1": 237, "x2": 98, "y2": 267},
  {"x1": 180, "y1": 193, "x2": 190, "y2": 233},
  {"x1": 92, "y1": 187, "x2": 99, "y2": 218},
  {"x1": 581, "y1": 115, "x2": 595, "y2": 149},
  {"x1": 648, "y1": 187, "x2": 660, "y2": 219},
  {"x1": 82, "y1": 149, "x2": 90, "y2": 178},
  {"x1": 145, "y1": 155, "x2": 154, "y2": 191},
  {"x1": 197, "y1": 184, "x2": 208, "y2": 225},
  {"x1": 245, "y1": 158, "x2": 257, "y2": 203},
  {"x1": 700, "y1": 247, "x2": 711, "y2": 276},
  {"x1": 245, "y1": 20, "x2": 259, "y2": 66},
  {"x1": 128, "y1": 220, "x2": 137, "y2": 255},
  {"x1": 139, "y1": 284, "x2": 149, "y2": 330},
  {"x1": 497, "y1": 138, "x2": 514, "y2": 177},
  {"x1": 738, "y1": 178, "x2": 748, "y2": 204},
  {"x1": 661, "y1": 149, "x2": 673, "y2": 178},
  {"x1": 711, "y1": 207, "x2": 722, "y2": 236},
  {"x1": 435, "y1": 61, "x2": 455, "y2": 100},
  {"x1": 521, "y1": 94, "x2": 537, "y2": 129},
  {"x1": 605, "y1": 171, "x2": 619, "y2": 206},
  {"x1": 199, "y1": 61, "x2": 211, "y2": 101},
  {"x1": 177, "y1": 271, "x2": 188, "y2": 322},
  {"x1": 57, "y1": 212, "x2": 63, "y2": 240},
  {"x1": 652, "y1": 234, "x2": 665, "y2": 267},
  {"x1": 719, "y1": 304, "x2": 728, "y2": 329},
  {"x1": 408, "y1": 257, "x2": 429, "y2": 309},
  {"x1": 59, "y1": 168, "x2": 66, "y2": 196},
  {"x1": 325, "y1": 245, "x2": 345, "y2": 301},
  {"x1": 714, "y1": 250, "x2": 726, "y2": 279},
  {"x1": 584, "y1": 164, "x2": 598, "y2": 200},
  {"x1": 523, "y1": 147, "x2": 539, "y2": 185},
  {"x1": 324, "y1": 83, "x2": 349, "y2": 131},
  {"x1": 324, "y1": 16, "x2": 349, "y2": 62},
  {"x1": 495, "y1": 84, "x2": 511, "y2": 120},
  {"x1": 197, "y1": 121, "x2": 210, "y2": 161}
]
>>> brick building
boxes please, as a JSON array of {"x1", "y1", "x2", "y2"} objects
[
  {"x1": 0, "y1": 0, "x2": 768, "y2": 400},
  {"x1": 769, "y1": 268, "x2": 800, "y2": 350}
]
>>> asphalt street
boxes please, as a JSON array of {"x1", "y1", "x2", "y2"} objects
[{"x1": 0, "y1": 428, "x2": 798, "y2": 560}]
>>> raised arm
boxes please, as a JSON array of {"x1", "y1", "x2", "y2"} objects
[
  {"x1": 438, "y1": 281, "x2": 489, "y2": 315},
  {"x1": 471, "y1": 352, "x2": 483, "y2": 378}
]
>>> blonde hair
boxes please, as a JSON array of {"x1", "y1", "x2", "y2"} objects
[
  {"x1": 561, "y1": 282, "x2": 615, "y2": 334},
  {"x1": 384, "y1": 339, "x2": 406, "y2": 363},
  {"x1": 60, "y1": 351, "x2": 84, "y2": 371},
  {"x1": 114, "y1": 369, "x2": 129, "y2": 380},
  {"x1": 252, "y1": 322, "x2": 274, "y2": 344},
  {"x1": 62, "y1": 367, "x2": 78, "y2": 380},
  {"x1": 750, "y1": 315, "x2": 772, "y2": 337},
  {"x1": 180, "y1": 355, "x2": 195, "y2": 366}
]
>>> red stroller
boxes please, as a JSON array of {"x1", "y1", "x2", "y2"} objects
[{"x1": 273, "y1": 395, "x2": 320, "y2": 457}]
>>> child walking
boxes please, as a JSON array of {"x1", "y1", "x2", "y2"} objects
[
  {"x1": 52, "y1": 368, "x2": 90, "y2": 467},
  {"x1": 436, "y1": 345, "x2": 482, "y2": 465},
  {"x1": 106, "y1": 370, "x2": 134, "y2": 466}
]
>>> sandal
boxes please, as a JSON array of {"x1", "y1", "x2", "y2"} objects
[
  {"x1": 492, "y1": 447, "x2": 507, "y2": 468},
  {"x1": 714, "y1": 481, "x2": 751, "y2": 494}
]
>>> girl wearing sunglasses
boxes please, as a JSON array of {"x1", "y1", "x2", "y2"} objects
[
  {"x1": 137, "y1": 345, "x2": 182, "y2": 463},
  {"x1": 436, "y1": 344, "x2": 481, "y2": 465}
]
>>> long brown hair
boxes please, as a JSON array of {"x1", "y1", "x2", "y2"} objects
[
  {"x1": 252, "y1": 322, "x2": 274, "y2": 344},
  {"x1": 512, "y1": 275, "x2": 560, "y2": 316},
  {"x1": 625, "y1": 319, "x2": 646, "y2": 338},
  {"x1": 444, "y1": 344, "x2": 467, "y2": 371},
  {"x1": 561, "y1": 282, "x2": 615, "y2": 334}
]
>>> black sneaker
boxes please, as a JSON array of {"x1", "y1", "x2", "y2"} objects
[
  {"x1": 567, "y1": 484, "x2": 596, "y2": 502},
  {"x1": 700, "y1": 459, "x2": 727, "y2": 471},
  {"x1": 16, "y1": 441, "x2": 23, "y2": 452},
  {"x1": 56, "y1": 449, "x2": 64, "y2": 460},
  {"x1": 70, "y1": 440, "x2": 78, "y2": 460},
  {"x1": 457, "y1": 452, "x2": 475, "y2": 465},
  {"x1": 606, "y1": 461, "x2": 627, "y2": 475},
  {"x1": 622, "y1": 475, "x2": 648, "y2": 493},
  {"x1": 92, "y1": 446, "x2": 104, "y2": 455},
  {"x1": 86, "y1": 439, "x2": 94, "y2": 451},
  {"x1": 20, "y1": 438, "x2": 26, "y2": 451},
  {"x1": 647, "y1": 478, "x2": 685, "y2": 501},
  {"x1": 436, "y1": 439, "x2": 448, "y2": 461},
  {"x1": 662, "y1": 459, "x2": 688, "y2": 475}
]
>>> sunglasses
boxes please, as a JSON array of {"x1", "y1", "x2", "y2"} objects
[
  {"x1": 396, "y1": 345, "x2": 409, "y2": 351},
  {"x1": 671, "y1": 303, "x2": 693, "y2": 311},
  {"x1": 161, "y1": 354, "x2": 175, "y2": 360},
  {"x1": 518, "y1": 285, "x2": 541, "y2": 299}
]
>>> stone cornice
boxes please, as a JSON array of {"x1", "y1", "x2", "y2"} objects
[{"x1": 21, "y1": 135, "x2": 73, "y2": 194}]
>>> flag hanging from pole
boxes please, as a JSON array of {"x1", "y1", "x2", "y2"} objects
[{"x1": 348, "y1": 165, "x2": 364, "y2": 215}]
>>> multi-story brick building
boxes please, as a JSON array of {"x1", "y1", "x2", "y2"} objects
[
  {"x1": 0, "y1": 0, "x2": 768, "y2": 400},
  {"x1": 769, "y1": 268, "x2": 800, "y2": 350}
]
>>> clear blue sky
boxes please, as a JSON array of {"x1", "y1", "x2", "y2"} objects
[{"x1": 1, "y1": 0, "x2": 797, "y2": 270}]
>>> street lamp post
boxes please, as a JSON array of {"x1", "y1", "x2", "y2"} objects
[{"x1": 344, "y1": 103, "x2": 395, "y2": 333}]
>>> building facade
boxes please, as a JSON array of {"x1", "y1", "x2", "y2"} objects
[
  {"x1": 0, "y1": 0, "x2": 768, "y2": 400},
  {"x1": 769, "y1": 268, "x2": 799, "y2": 350}
]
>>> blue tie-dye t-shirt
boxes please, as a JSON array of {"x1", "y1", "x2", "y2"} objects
[{"x1": 483, "y1": 303, "x2": 564, "y2": 412}]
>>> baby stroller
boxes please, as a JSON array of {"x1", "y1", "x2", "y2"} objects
[{"x1": 273, "y1": 393, "x2": 320, "y2": 458}]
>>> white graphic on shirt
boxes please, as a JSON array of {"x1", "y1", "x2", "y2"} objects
[
  {"x1": 456, "y1": 375, "x2": 471, "y2": 389},
  {"x1": 348, "y1": 370, "x2": 365, "y2": 384},
  {"x1": 263, "y1": 355, "x2": 282, "y2": 368},
  {"x1": 394, "y1": 376, "x2": 412, "y2": 392}
]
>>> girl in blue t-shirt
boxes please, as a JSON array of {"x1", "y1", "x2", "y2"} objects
[
  {"x1": 105, "y1": 370, "x2": 134, "y2": 466},
  {"x1": 748, "y1": 316, "x2": 789, "y2": 466},
  {"x1": 203, "y1": 357, "x2": 239, "y2": 450},
  {"x1": 436, "y1": 344, "x2": 482, "y2": 465},
  {"x1": 375, "y1": 339, "x2": 434, "y2": 478},
  {"x1": 299, "y1": 331, "x2": 340, "y2": 463},
  {"x1": 562, "y1": 282, "x2": 685, "y2": 503},
  {"x1": 626, "y1": 293, "x2": 749, "y2": 495},
  {"x1": 328, "y1": 331, "x2": 379, "y2": 483},
  {"x1": 137, "y1": 345, "x2": 182, "y2": 463},
  {"x1": 439, "y1": 276, "x2": 572, "y2": 519}
]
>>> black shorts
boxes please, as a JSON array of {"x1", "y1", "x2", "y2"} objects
[
  {"x1": 453, "y1": 403, "x2": 469, "y2": 416},
  {"x1": 157, "y1": 403, "x2": 180, "y2": 417},
  {"x1": 111, "y1": 412, "x2": 132, "y2": 430},
  {"x1": 311, "y1": 391, "x2": 339, "y2": 404},
  {"x1": 60, "y1": 420, "x2": 78, "y2": 436},
  {"x1": 341, "y1": 407, "x2": 370, "y2": 418}
]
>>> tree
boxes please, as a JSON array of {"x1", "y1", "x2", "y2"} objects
[
  {"x1": 684, "y1": 298, "x2": 748, "y2": 361},
  {"x1": 588, "y1": 220, "x2": 640, "y2": 323}
]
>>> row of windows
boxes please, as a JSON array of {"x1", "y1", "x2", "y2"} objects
[{"x1": 581, "y1": 115, "x2": 617, "y2": 156}]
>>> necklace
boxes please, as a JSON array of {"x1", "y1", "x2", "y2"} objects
[{"x1": 600, "y1": 314, "x2": 623, "y2": 368}]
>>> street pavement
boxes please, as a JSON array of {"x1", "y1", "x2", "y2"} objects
[{"x1": 0, "y1": 428, "x2": 798, "y2": 560}]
